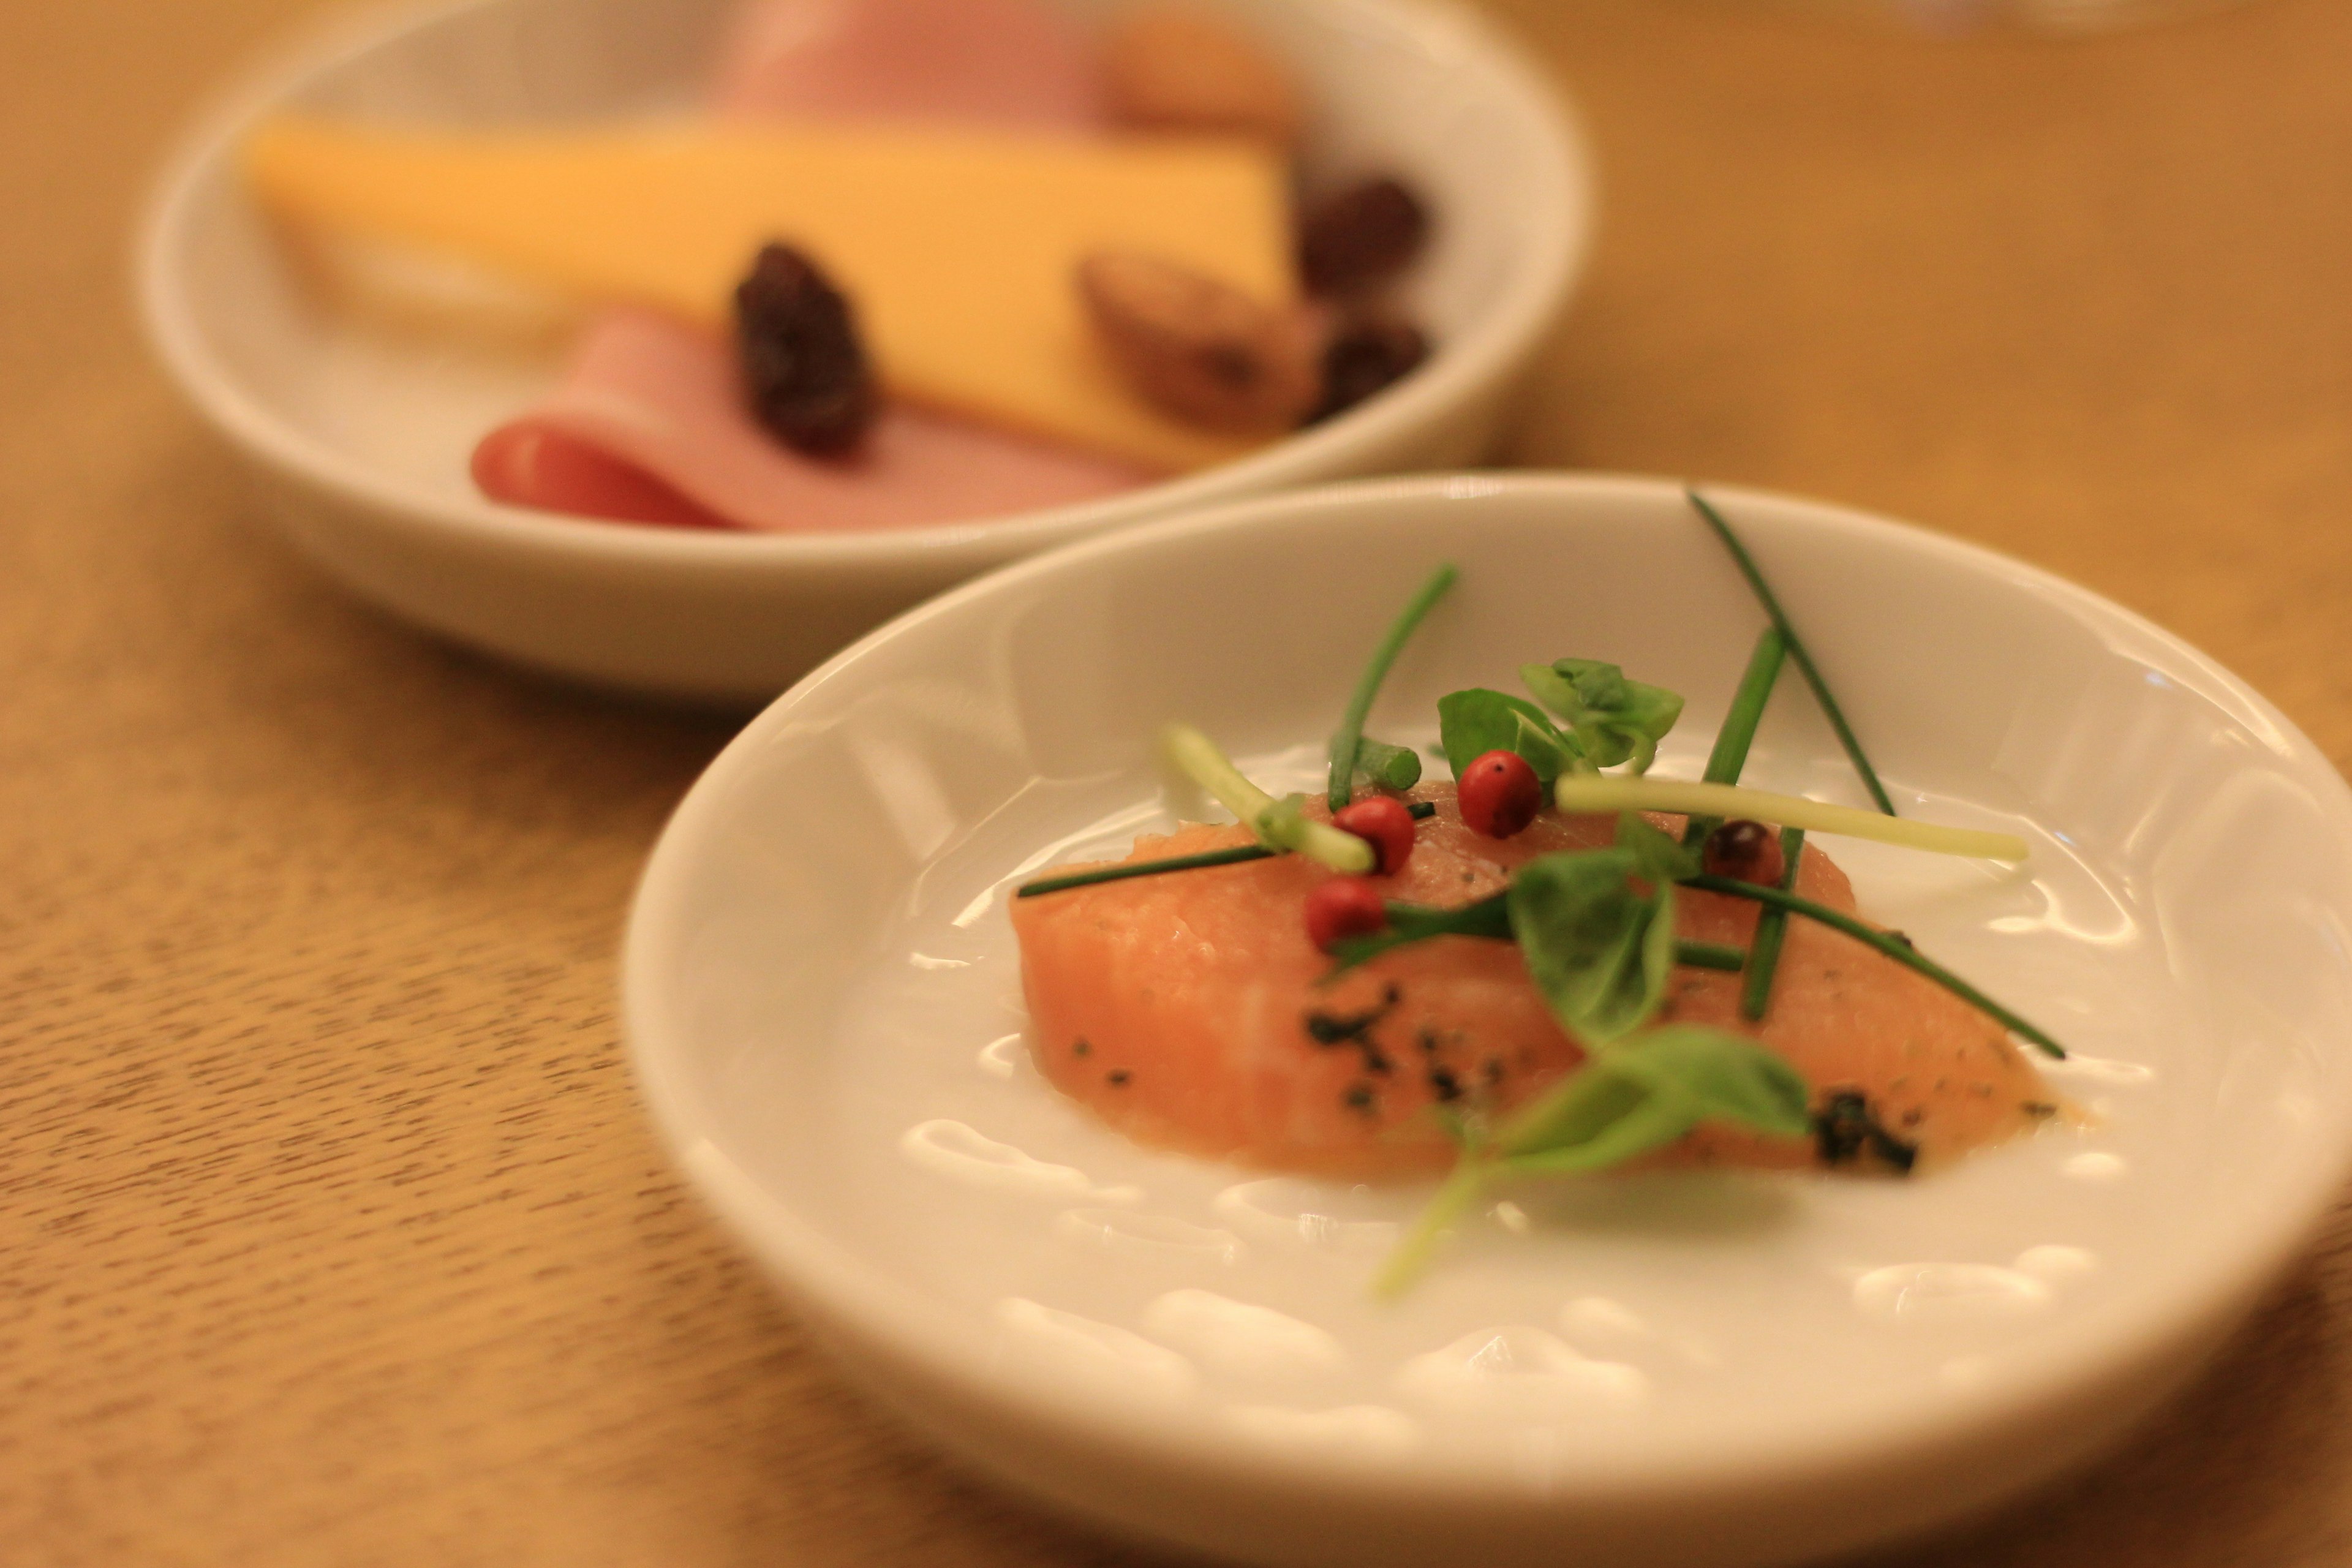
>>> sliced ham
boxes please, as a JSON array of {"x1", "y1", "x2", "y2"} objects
[
  {"x1": 478, "y1": 307, "x2": 1144, "y2": 530},
  {"x1": 472, "y1": 0, "x2": 1145, "y2": 532}
]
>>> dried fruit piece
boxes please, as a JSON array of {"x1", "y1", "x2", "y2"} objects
[
  {"x1": 1104, "y1": 3, "x2": 1305, "y2": 146},
  {"x1": 1310, "y1": 316, "x2": 1429, "y2": 423},
  {"x1": 1076, "y1": 251, "x2": 1324, "y2": 434},
  {"x1": 734, "y1": 241, "x2": 878, "y2": 455},
  {"x1": 1298, "y1": 176, "x2": 1430, "y2": 296}
]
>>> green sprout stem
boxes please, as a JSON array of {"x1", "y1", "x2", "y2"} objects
[
  {"x1": 1684, "y1": 873, "x2": 2064, "y2": 1058},
  {"x1": 1327, "y1": 565, "x2": 1458, "y2": 812},
  {"x1": 1164, "y1": 723, "x2": 1374, "y2": 873},
  {"x1": 1687, "y1": 489, "x2": 1897, "y2": 816},
  {"x1": 1738, "y1": 826, "x2": 1804, "y2": 1020},
  {"x1": 1372, "y1": 1155, "x2": 1491, "y2": 1298},
  {"x1": 1551, "y1": 775, "x2": 2027, "y2": 862},
  {"x1": 1684, "y1": 627, "x2": 1787, "y2": 846},
  {"x1": 1678, "y1": 940, "x2": 1747, "y2": 973},
  {"x1": 1017, "y1": 805, "x2": 1436, "y2": 899}
]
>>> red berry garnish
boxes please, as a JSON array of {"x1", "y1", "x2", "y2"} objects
[
  {"x1": 1305, "y1": 876, "x2": 1389, "y2": 952},
  {"x1": 1458, "y1": 750, "x2": 1542, "y2": 839},
  {"x1": 1702, "y1": 819, "x2": 1785, "y2": 885},
  {"x1": 1332, "y1": 795, "x2": 1417, "y2": 875}
]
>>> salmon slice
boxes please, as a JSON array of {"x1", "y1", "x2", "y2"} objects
[{"x1": 1011, "y1": 784, "x2": 2053, "y2": 1178}]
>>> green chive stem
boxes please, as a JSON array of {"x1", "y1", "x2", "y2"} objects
[
  {"x1": 1684, "y1": 873, "x2": 2064, "y2": 1058},
  {"x1": 1327, "y1": 565, "x2": 1458, "y2": 812},
  {"x1": 1684, "y1": 627, "x2": 1787, "y2": 846},
  {"x1": 1017, "y1": 846, "x2": 1270, "y2": 897},
  {"x1": 1373, "y1": 1155, "x2": 1491, "y2": 1299},
  {"x1": 1677, "y1": 940, "x2": 1748, "y2": 973},
  {"x1": 1019, "y1": 804, "x2": 1436, "y2": 899},
  {"x1": 1738, "y1": 827, "x2": 1804, "y2": 1020},
  {"x1": 1686, "y1": 489, "x2": 1897, "y2": 816},
  {"x1": 1163, "y1": 723, "x2": 1374, "y2": 873},
  {"x1": 1553, "y1": 775, "x2": 2027, "y2": 862}
]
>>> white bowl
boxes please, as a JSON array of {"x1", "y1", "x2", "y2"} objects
[
  {"x1": 137, "y1": 0, "x2": 1589, "y2": 704},
  {"x1": 623, "y1": 472, "x2": 2352, "y2": 1567}
]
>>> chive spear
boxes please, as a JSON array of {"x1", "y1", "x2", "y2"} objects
[
  {"x1": 1684, "y1": 626, "x2": 1787, "y2": 847},
  {"x1": 1327, "y1": 565, "x2": 1458, "y2": 812},
  {"x1": 1551, "y1": 775, "x2": 2027, "y2": 862},
  {"x1": 1163, "y1": 723, "x2": 1375, "y2": 873},
  {"x1": 1014, "y1": 804, "x2": 1439, "y2": 899},
  {"x1": 1687, "y1": 488, "x2": 1897, "y2": 817},
  {"x1": 1738, "y1": 826, "x2": 1804, "y2": 1020},
  {"x1": 1686, "y1": 872, "x2": 2065, "y2": 1058}
]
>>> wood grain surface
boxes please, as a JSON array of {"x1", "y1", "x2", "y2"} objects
[{"x1": 9, "y1": 0, "x2": 2352, "y2": 1562}]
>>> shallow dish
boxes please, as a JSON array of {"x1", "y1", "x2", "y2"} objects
[
  {"x1": 622, "y1": 473, "x2": 2352, "y2": 1567},
  {"x1": 138, "y1": 0, "x2": 1589, "y2": 703}
]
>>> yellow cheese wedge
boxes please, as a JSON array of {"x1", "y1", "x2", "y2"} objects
[{"x1": 244, "y1": 116, "x2": 1298, "y2": 472}]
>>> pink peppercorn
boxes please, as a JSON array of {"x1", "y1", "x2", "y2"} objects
[
  {"x1": 1458, "y1": 750, "x2": 1542, "y2": 839},
  {"x1": 1703, "y1": 819, "x2": 1786, "y2": 885},
  {"x1": 1305, "y1": 876, "x2": 1389, "y2": 952},
  {"x1": 1332, "y1": 796, "x2": 1417, "y2": 875}
]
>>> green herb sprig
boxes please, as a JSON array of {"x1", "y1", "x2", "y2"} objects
[
  {"x1": 1683, "y1": 627, "x2": 1787, "y2": 846},
  {"x1": 1688, "y1": 488, "x2": 1896, "y2": 816},
  {"x1": 1685, "y1": 873, "x2": 2064, "y2": 1058},
  {"x1": 1327, "y1": 565, "x2": 1457, "y2": 811},
  {"x1": 1017, "y1": 803, "x2": 1438, "y2": 899},
  {"x1": 1164, "y1": 723, "x2": 1374, "y2": 873},
  {"x1": 1374, "y1": 1024, "x2": 1811, "y2": 1295},
  {"x1": 1520, "y1": 660, "x2": 1686, "y2": 775},
  {"x1": 1738, "y1": 826, "x2": 1805, "y2": 1020}
]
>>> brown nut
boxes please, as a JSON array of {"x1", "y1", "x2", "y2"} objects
[
  {"x1": 1077, "y1": 251, "x2": 1324, "y2": 434},
  {"x1": 1104, "y1": 4, "x2": 1305, "y2": 146}
]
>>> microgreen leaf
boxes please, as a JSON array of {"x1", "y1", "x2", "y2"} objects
[
  {"x1": 1496, "y1": 1026, "x2": 1811, "y2": 1172},
  {"x1": 1614, "y1": 812, "x2": 1700, "y2": 886},
  {"x1": 1437, "y1": 689, "x2": 1582, "y2": 783},
  {"x1": 1352, "y1": 736, "x2": 1424, "y2": 792},
  {"x1": 1506, "y1": 847, "x2": 1675, "y2": 1045},
  {"x1": 1521, "y1": 659, "x2": 1686, "y2": 774}
]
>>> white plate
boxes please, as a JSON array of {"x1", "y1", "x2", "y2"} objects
[
  {"x1": 622, "y1": 473, "x2": 2352, "y2": 1567},
  {"x1": 138, "y1": 0, "x2": 1589, "y2": 702}
]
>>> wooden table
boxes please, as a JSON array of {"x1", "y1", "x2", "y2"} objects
[{"x1": 9, "y1": 0, "x2": 2352, "y2": 1561}]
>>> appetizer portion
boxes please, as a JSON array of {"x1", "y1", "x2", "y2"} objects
[
  {"x1": 240, "y1": 0, "x2": 1444, "y2": 532},
  {"x1": 1013, "y1": 790, "x2": 2048, "y2": 1180},
  {"x1": 1011, "y1": 492, "x2": 2065, "y2": 1289}
]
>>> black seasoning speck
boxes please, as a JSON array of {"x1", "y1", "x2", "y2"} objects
[
  {"x1": 1428, "y1": 1066, "x2": 1462, "y2": 1102},
  {"x1": 1417, "y1": 1028, "x2": 1441, "y2": 1055},
  {"x1": 1483, "y1": 1058, "x2": 1506, "y2": 1087},
  {"x1": 1343, "y1": 1084, "x2": 1377, "y2": 1114},
  {"x1": 1812, "y1": 1090, "x2": 1918, "y2": 1174},
  {"x1": 2022, "y1": 1101, "x2": 2059, "y2": 1120},
  {"x1": 1107, "y1": 1069, "x2": 1132, "y2": 1087},
  {"x1": 1072, "y1": 1038, "x2": 1091, "y2": 1058}
]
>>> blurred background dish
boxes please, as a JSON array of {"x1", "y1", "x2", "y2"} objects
[{"x1": 139, "y1": 0, "x2": 1591, "y2": 704}]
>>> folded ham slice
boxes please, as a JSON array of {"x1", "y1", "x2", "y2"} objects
[{"x1": 473, "y1": 0, "x2": 1148, "y2": 532}]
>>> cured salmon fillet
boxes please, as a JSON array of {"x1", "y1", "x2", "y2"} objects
[{"x1": 1011, "y1": 785, "x2": 2053, "y2": 1178}]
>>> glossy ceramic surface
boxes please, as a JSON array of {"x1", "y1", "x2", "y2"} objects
[
  {"x1": 624, "y1": 473, "x2": 2352, "y2": 1566},
  {"x1": 138, "y1": 0, "x2": 1589, "y2": 702}
]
